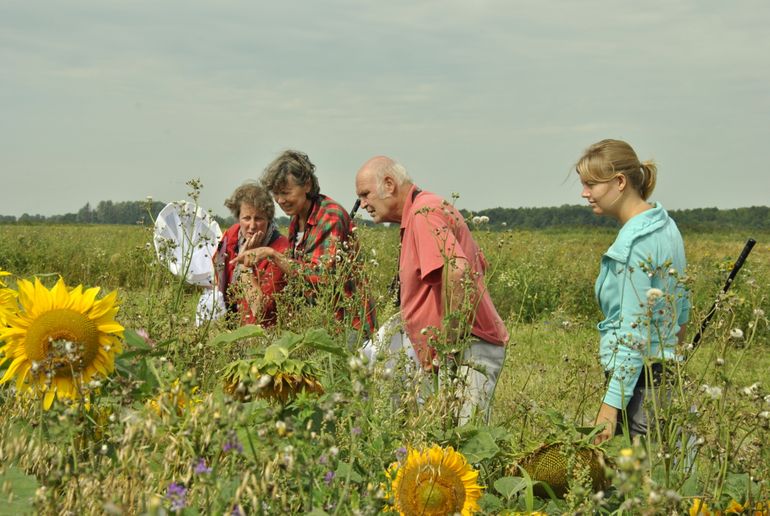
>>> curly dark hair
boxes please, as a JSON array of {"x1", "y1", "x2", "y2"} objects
[
  {"x1": 224, "y1": 181, "x2": 275, "y2": 220},
  {"x1": 260, "y1": 149, "x2": 321, "y2": 198}
]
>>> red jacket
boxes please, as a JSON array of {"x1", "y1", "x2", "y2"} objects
[{"x1": 214, "y1": 224, "x2": 289, "y2": 326}]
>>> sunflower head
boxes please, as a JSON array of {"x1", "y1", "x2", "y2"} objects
[
  {"x1": 386, "y1": 444, "x2": 482, "y2": 516},
  {"x1": 0, "y1": 277, "x2": 124, "y2": 410},
  {"x1": 511, "y1": 442, "x2": 610, "y2": 499},
  {"x1": 221, "y1": 343, "x2": 324, "y2": 404}
]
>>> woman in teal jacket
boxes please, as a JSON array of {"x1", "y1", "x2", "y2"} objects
[{"x1": 575, "y1": 139, "x2": 690, "y2": 444}]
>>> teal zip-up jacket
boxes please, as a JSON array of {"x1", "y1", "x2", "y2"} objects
[{"x1": 595, "y1": 203, "x2": 690, "y2": 409}]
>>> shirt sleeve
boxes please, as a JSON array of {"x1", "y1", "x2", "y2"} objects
[{"x1": 410, "y1": 205, "x2": 467, "y2": 282}]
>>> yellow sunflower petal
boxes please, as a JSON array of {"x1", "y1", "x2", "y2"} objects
[
  {"x1": 51, "y1": 278, "x2": 72, "y2": 309},
  {"x1": 43, "y1": 389, "x2": 56, "y2": 410},
  {"x1": 88, "y1": 290, "x2": 118, "y2": 320}
]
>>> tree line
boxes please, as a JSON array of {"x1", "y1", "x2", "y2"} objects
[
  {"x1": 1, "y1": 201, "x2": 768, "y2": 232},
  {"x1": 465, "y1": 205, "x2": 770, "y2": 231}
]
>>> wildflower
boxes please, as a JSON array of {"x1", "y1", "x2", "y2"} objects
[
  {"x1": 166, "y1": 482, "x2": 187, "y2": 512},
  {"x1": 0, "y1": 277, "x2": 124, "y2": 410},
  {"x1": 385, "y1": 444, "x2": 482, "y2": 516},
  {"x1": 754, "y1": 308, "x2": 765, "y2": 317},
  {"x1": 352, "y1": 426, "x2": 362, "y2": 436},
  {"x1": 716, "y1": 357, "x2": 725, "y2": 366},
  {"x1": 742, "y1": 383, "x2": 760, "y2": 397},
  {"x1": 395, "y1": 447, "x2": 408, "y2": 461},
  {"x1": 324, "y1": 471, "x2": 335, "y2": 485},
  {"x1": 223, "y1": 431, "x2": 243, "y2": 454},
  {"x1": 646, "y1": 288, "x2": 664, "y2": 303},
  {"x1": 689, "y1": 497, "x2": 711, "y2": 516},
  {"x1": 194, "y1": 458, "x2": 212, "y2": 475},
  {"x1": 730, "y1": 328, "x2": 744, "y2": 340},
  {"x1": 700, "y1": 384, "x2": 723, "y2": 400}
]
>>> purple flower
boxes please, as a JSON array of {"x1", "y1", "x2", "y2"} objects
[
  {"x1": 351, "y1": 427, "x2": 362, "y2": 436},
  {"x1": 166, "y1": 482, "x2": 187, "y2": 511},
  {"x1": 318, "y1": 454, "x2": 328, "y2": 465},
  {"x1": 324, "y1": 471, "x2": 335, "y2": 485},
  {"x1": 194, "y1": 458, "x2": 212, "y2": 475},
  {"x1": 223, "y1": 431, "x2": 243, "y2": 454},
  {"x1": 231, "y1": 504, "x2": 243, "y2": 516},
  {"x1": 395, "y1": 447, "x2": 407, "y2": 461}
]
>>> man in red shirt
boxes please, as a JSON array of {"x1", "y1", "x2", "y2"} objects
[{"x1": 355, "y1": 156, "x2": 509, "y2": 424}]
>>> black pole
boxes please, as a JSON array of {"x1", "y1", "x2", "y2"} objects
[
  {"x1": 691, "y1": 238, "x2": 756, "y2": 348},
  {"x1": 350, "y1": 199, "x2": 361, "y2": 219}
]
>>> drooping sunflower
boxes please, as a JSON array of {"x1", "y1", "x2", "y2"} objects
[
  {"x1": 386, "y1": 444, "x2": 482, "y2": 516},
  {"x1": 0, "y1": 277, "x2": 124, "y2": 409}
]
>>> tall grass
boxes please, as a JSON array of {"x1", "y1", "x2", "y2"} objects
[{"x1": 0, "y1": 221, "x2": 768, "y2": 514}]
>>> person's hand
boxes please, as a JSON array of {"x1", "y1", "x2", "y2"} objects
[
  {"x1": 242, "y1": 231, "x2": 264, "y2": 252},
  {"x1": 230, "y1": 246, "x2": 274, "y2": 268},
  {"x1": 593, "y1": 403, "x2": 618, "y2": 445}
]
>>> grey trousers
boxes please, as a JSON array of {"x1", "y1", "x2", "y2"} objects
[{"x1": 454, "y1": 339, "x2": 507, "y2": 426}]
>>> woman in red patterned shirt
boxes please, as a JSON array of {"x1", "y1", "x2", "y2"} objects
[{"x1": 214, "y1": 182, "x2": 289, "y2": 326}]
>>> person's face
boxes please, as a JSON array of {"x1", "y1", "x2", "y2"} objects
[
  {"x1": 580, "y1": 175, "x2": 622, "y2": 217},
  {"x1": 355, "y1": 170, "x2": 396, "y2": 223},
  {"x1": 271, "y1": 175, "x2": 311, "y2": 218},
  {"x1": 239, "y1": 203, "x2": 268, "y2": 239}
]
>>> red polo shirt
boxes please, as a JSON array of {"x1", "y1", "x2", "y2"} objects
[{"x1": 399, "y1": 185, "x2": 509, "y2": 368}]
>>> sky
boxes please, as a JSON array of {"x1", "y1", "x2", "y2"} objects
[{"x1": 1, "y1": 0, "x2": 769, "y2": 219}]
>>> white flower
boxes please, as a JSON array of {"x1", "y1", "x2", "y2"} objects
[
  {"x1": 754, "y1": 308, "x2": 765, "y2": 317},
  {"x1": 700, "y1": 384, "x2": 723, "y2": 400},
  {"x1": 257, "y1": 374, "x2": 272, "y2": 389},
  {"x1": 646, "y1": 288, "x2": 664, "y2": 303},
  {"x1": 730, "y1": 328, "x2": 744, "y2": 340},
  {"x1": 479, "y1": 215, "x2": 489, "y2": 224},
  {"x1": 742, "y1": 383, "x2": 760, "y2": 397},
  {"x1": 716, "y1": 357, "x2": 725, "y2": 366},
  {"x1": 348, "y1": 356, "x2": 363, "y2": 371},
  {"x1": 759, "y1": 411, "x2": 770, "y2": 419},
  {"x1": 471, "y1": 216, "x2": 482, "y2": 225}
]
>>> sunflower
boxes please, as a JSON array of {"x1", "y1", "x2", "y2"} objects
[
  {"x1": 0, "y1": 269, "x2": 17, "y2": 325},
  {"x1": 0, "y1": 277, "x2": 124, "y2": 409},
  {"x1": 148, "y1": 378, "x2": 203, "y2": 416},
  {"x1": 221, "y1": 346, "x2": 325, "y2": 404},
  {"x1": 386, "y1": 444, "x2": 482, "y2": 516}
]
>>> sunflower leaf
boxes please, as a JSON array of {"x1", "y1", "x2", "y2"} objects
[
  {"x1": 301, "y1": 328, "x2": 345, "y2": 356},
  {"x1": 494, "y1": 476, "x2": 527, "y2": 500},
  {"x1": 208, "y1": 324, "x2": 265, "y2": 346},
  {"x1": 264, "y1": 344, "x2": 289, "y2": 365},
  {"x1": 0, "y1": 466, "x2": 39, "y2": 512},
  {"x1": 461, "y1": 428, "x2": 500, "y2": 463}
]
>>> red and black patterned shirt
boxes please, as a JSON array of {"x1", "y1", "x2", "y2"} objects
[{"x1": 288, "y1": 194, "x2": 376, "y2": 336}]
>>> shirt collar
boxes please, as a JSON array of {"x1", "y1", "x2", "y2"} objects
[
  {"x1": 400, "y1": 185, "x2": 421, "y2": 231},
  {"x1": 606, "y1": 202, "x2": 669, "y2": 262}
]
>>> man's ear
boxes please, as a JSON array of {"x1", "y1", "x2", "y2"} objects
[{"x1": 383, "y1": 175, "x2": 397, "y2": 195}]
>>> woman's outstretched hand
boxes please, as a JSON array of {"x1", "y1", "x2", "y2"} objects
[{"x1": 593, "y1": 403, "x2": 618, "y2": 445}]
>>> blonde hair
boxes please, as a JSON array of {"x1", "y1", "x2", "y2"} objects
[{"x1": 575, "y1": 139, "x2": 658, "y2": 200}]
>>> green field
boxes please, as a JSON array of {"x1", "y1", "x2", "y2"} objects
[{"x1": 1, "y1": 223, "x2": 768, "y2": 514}]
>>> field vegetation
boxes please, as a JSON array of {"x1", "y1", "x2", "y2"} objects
[{"x1": 0, "y1": 213, "x2": 768, "y2": 515}]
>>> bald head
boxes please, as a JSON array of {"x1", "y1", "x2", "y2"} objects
[{"x1": 355, "y1": 155, "x2": 413, "y2": 224}]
